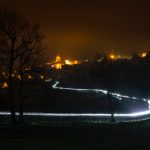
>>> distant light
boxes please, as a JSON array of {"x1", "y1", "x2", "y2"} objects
[
  {"x1": 28, "y1": 76, "x2": 32, "y2": 79},
  {"x1": 55, "y1": 64, "x2": 61, "y2": 69},
  {"x1": 2, "y1": 83, "x2": 8, "y2": 88},
  {"x1": 142, "y1": 53, "x2": 147, "y2": 57},
  {"x1": 110, "y1": 54, "x2": 115, "y2": 59},
  {"x1": 41, "y1": 76, "x2": 44, "y2": 79},
  {"x1": 45, "y1": 78, "x2": 52, "y2": 82},
  {"x1": 18, "y1": 75, "x2": 21, "y2": 78},
  {"x1": 65, "y1": 60, "x2": 71, "y2": 65}
]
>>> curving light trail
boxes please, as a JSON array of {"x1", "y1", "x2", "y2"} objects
[
  {"x1": 0, "y1": 82, "x2": 149, "y2": 121},
  {"x1": 52, "y1": 81, "x2": 150, "y2": 109}
]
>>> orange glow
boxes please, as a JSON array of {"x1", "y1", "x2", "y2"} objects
[
  {"x1": 12, "y1": 74, "x2": 14, "y2": 77},
  {"x1": 142, "y1": 53, "x2": 147, "y2": 57},
  {"x1": 65, "y1": 60, "x2": 71, "y2": 65},
  {"x1": 18, "y1": 75, "x2": 21, "y2": 78},
  {"x1": 2, "y1": 83, "x2": 8, "y2": 88},
  {"x1": 3, "y1": 72, "x2": 5, "y2": 75},
  {"x1": 46, "y1": 63, "x2": 50, "y2": 65},
  {"x1": 45, "y1": 78, "x2": 52, "y2": 82},
  {"x1": 25, "y1": 68, "x2": 31, "y2": 70},
  {"x1": 74, "y1": 60, "x2": 78, "y2": 64},
  {"x1": 110, "y1": 54, "x2": 115, "y2": 59},
  {"x1": 41, "y1": 76, "x2": 44, "y2": 79},
  {"x1": 28, "y1": 75, "x2": 32, "y2": 78},
  {"x1": 55, "y1": 64, "x2": 61, "y2": 69}
]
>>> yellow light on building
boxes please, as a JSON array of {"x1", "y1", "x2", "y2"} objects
[
  {"x1": 14, "y1": 71, "x2": 16, "y2": 73},
  {"x1": 41, "y1": 76, "x2": 44, "y2": 79},
  {"x1": 18, "y1": 75, "x2": 21, "y2": 78},
  {"x1": 55, "y1": 64, "x2": 61, "y2": 69},
  {"x1": 12, "y1": 74, "x2": 14, "y2": 77},
  {"x1": 65, "y1": 60, "x2": 71, "y2": 65},
  {"x1": 3, "y1": 72, "x2": 5, "y2": 75}
]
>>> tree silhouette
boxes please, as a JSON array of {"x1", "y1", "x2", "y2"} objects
[
  {"x1": 0, "y1": 6, "x2": 46, "y2": 123},
  {"x1": 95, "y1": 52, "x2": 131, "y2": 122}
]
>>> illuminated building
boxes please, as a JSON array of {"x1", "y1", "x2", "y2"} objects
[
  {"x1": 142, "y1": 53, "x2": 147, "y2": 57},
  {"x1": 53, "y1": 54, "x2": 79, "y2": 69},
  {"x1": 65, "y1": 60, "x2": 71, "y2": 65},
  {"x1": 56, "y1": 54, "x2": 61, "y2": 62},
  {"x1": 138, "y1": 52, "x2": 148, "y2": 57},
  {"x1": 55, "y1": 63, "x2": 62, "y2": 69}
]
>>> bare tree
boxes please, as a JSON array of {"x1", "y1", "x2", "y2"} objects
[
  {"x1": 95, "y1": 52, "x2": 130, "y2": 122},
  {"x1": 0, "y1": 6, "x2": 46, "y2": 123},
  {"x1": 16, "y1": 46, "x2": 47, "y2": 123}
]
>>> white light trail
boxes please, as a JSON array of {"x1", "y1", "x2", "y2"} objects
[
  {"x1": 1, "y1": 82, "x2": 148, "y2": 119},
  {"x1": 53, "y1": 81, "x2": 150, "y2": 109},
  {"x1": 0, "y1": 110, "x2": 150, "y2": 117}
]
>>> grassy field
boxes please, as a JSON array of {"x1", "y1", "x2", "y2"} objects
[{"x1": 1, "y1": 123, "x2": 150, "y2": 150}]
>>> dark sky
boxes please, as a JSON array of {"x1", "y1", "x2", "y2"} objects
[{"x1": 1, "y1": 0, "x2": 150, "y2": 61}]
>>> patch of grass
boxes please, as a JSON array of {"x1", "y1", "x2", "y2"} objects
[
  {"x1": 0, "y1": 133, "x2": 150, "y2": 150},
  {"x1": 1, "y1": 123, "x2": 150, "y2": 149}
]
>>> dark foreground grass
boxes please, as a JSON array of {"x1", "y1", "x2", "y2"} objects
[
  {"x1": 0, "y1": 123, "x2": 150, "y2": 150},
  {"x1": 1, "y1": 134, "x2": 150, "y2": 150}
]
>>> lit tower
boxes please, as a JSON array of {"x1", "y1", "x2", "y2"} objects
[{"x1": 56, "y1": 53, "x2": 61, "y2": 62}]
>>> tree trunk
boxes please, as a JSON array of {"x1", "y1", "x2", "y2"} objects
[
  {"x1": 10, "y1": 104, "x2": 16, "y2": 124},
  {"x1": 107, "y1": 92, "x2": 116, "y2": 122},
  {"x1": 19, "y1": 101, "x2": 24, "y2": 123},
  {"x1": 110, "y1": 107, "x2": 115, "y2": 122},
  {"x1": 9, "y1": 63, "x2": 17, "y2": 124}
]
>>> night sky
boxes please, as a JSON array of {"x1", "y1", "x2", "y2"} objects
[{"x1": 1, "y1": 0, "x2": 150, "y2": 61}]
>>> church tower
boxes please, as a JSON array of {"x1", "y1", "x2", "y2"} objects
[{"x1": 56, "y1": 53, "x2": 61, "y2": 62}]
